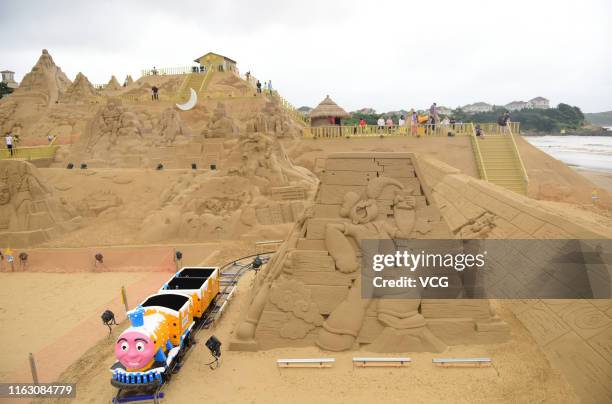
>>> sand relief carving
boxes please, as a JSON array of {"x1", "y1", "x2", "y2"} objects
[
  {"x1": 0, "y1": 160, "x2": 80, "y2": 245},
  {"x1": 318, "y1": 177, "x2": 444, "y2": 352}
]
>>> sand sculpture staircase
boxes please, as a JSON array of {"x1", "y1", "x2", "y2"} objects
[
  {"x1": 471, "y1": 125, "x2": 528, "y2": 195},
  {"x1": 175, "y1": 69, "x2": 213, "y2": 102}
]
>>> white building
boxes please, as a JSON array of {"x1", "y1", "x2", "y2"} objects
[
  {"x1": 462, "y1": 102, "x2": 493, "y2": 113},
  {"x1": 437, "y1": 106, "x2": 454, "y2": 116},
  {"x1": 505, "y1": 101, "x2": 529, "y2": 111},
  {"x1": 1, "y1": 70, "x2": 19, "y2": 89},
  {"x1": 527, "y1": 97, "x2": 550, "y2": 109}
]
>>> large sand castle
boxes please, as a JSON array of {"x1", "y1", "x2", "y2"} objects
[{"x1": 0, "y1": 49, "x2": 611, "y2": 403}]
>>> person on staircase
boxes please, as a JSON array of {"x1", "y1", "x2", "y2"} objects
[{"x1": 498, "y1": 111, "x2": 510, "y2": 134}]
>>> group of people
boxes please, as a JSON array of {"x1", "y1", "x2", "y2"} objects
[
  {"x1": 255, "y1": 79, "x2": 273, "y2": 94},
  {"x1": 0, "y1": 247, "x2": 27, "y2": 271}
]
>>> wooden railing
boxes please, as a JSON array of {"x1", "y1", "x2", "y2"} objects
[
  {"x1": 469, "y1": 123, "x2": 488, "y2": 181},
  {"x1": 0, "y1": 143, "x2": 59, "y2": 160},
  {"x1": 272, "y1": 91, "x2": 309, "y2": 125},
  {"x1": 473, "y1": 122, "x2": 520, "y2": 135},
  {"x1": 141, "y1": 66, "x2": 195, "y2": 77},
  {"x1": 304, "y1": 123, "x2": 474, "y2": 139}
]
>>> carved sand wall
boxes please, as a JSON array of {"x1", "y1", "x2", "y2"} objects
[
  {"x1": 418, "y1": 156, "x2": 612, "y2": 403},
  {"x1": 230, "y1": 153, "x2": 509, "y2": 352},
  {"x1": 0, "y1": 160, "x2": 81, "y2": 247}
]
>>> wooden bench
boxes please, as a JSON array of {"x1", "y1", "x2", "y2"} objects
[
  {"x1": 432, "y1": 357, "x2": 492, "y2": 368},
  {"x1": 352, "y1": 357, "x2": 412, "y2": 368},
  {"x1": 276, "y1": 358, "x2": 335, "y2": 368}
]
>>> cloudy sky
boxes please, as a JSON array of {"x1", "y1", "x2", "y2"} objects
[{"x1": 3, "y1": 0, "x2": 611, "y2": 112}]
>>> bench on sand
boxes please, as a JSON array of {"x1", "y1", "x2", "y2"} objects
[{"x1": 276, "y1": 358, "x2": 335, "y2": 368}]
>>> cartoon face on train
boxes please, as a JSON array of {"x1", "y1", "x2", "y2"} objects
[{"x1": 115, "y1": 330, "x2": 156, "y2": 370}]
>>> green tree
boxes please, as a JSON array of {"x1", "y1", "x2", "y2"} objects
[{"x1": 0, "y1": 82, "x2": 14, "y2": 99}]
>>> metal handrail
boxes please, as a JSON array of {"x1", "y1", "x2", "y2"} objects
[
  {"x1": 469, "y1": 122, "x2": 488, "y2": 181},
  {"x1": 507, "y1": 125, "x2": 529, "y2": 186}
]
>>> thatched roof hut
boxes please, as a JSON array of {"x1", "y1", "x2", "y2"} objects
[{"x1": 309, "y1": 95, "x2": 350, "y2": 126}]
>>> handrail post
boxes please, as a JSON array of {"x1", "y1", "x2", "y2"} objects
[{"x1": 470, "y1": 122, "x2": 488, "y2": 181}]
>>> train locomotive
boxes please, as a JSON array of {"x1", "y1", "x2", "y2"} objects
[{"x1": 110, "y1": 266, "x2": 220, "y2": 389}]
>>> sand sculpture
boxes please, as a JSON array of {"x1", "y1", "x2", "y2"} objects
[
  {"x1": 9, "y1": 49, "x2": 72, "y2": 106},
  {"x1": 138, "y1": 132, "x2": 317, "y2": 243},
  {"x1": 124, "y1": 75, "x2": 134, "y2": 86},
  {"x1": 245, "y1": 96, "x2": 301, "y2": 138},
  {"x1": 60, "y1": 72, "x2": 98, "y2": 104},
  {"x1": 230, "y1": 153, "x2": 508, "y2": 352},
  {"x1": 202, "y1": 102, "x2": 238, "y2": 138},
  {"x1": 106, "y1": 76, "x2": 122, "y2": 91},
  {"x1": 0, "y1": 160, "x2": 81, "y2": 246}
]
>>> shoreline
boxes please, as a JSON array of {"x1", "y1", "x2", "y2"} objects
[{"x1": 574, "y1": 167, "x2": 612, "y2": 193}]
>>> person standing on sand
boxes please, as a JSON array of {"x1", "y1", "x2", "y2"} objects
[
  {"x1": 256, "y1": 80, "x2": 262, "y2": 94},
  {"x1": 5, "y1": 133, "x2": 14, "y2": 157},
  {"x1": 411, "y1": 110, "x2": 418, "y2": 135},
  {"x1": 359, "y1": 118, "x2": 367, "y2": 133},
  {"x1": 151, "y1": 86, "x2": 159, "y2": 101},
  {"x1": 267, "y1": 80, "x2": 273, "y2": 94},
  {"x1": 377, "y1": 116, "x2": 385, "y2": 133},
  {"x1": 399, "y1": 115, "x2": 406, "y2": 126},
  {"x1": 429, "y1": 102, "x2": 439, "y2": 133}
]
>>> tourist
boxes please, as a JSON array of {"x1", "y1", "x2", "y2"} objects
[
  {"x1": 399, "y1": 115, "x2": 406, "y2": 126},
  {"x1": 411, "y1": 110, "x2": 418, "y2": 135},
  {"x1": 267, "y1": 80, "x2": 273, "y2": 94},
  {"x1": 256, "y1": 80, "x2": 262, "y2": 93},
  {"x1": 429, "y1": 102, "x2": 439, "y2": 133},
  {"x1": 498, "y1": 111, "x2": 510, "y2": 134},
  {"x1": 377, "y1": 116, "x2": 385, "y2": 132},
  {"x1": 359, "y1": 118, "x2": 367, "y2": 133},
  {"x1": 152, "y1": 66, "x2": 158, "y2": 76},
  {"x1": 5, "y1": 132, "x2": 14, "y2": 157},
  {"x1": 450, "y1": 116, "x2": 456, "y2": 130},
  {"x1": 475, "y1": 124, "x2": 484, "y2": 137},
  {"x1": 151, "y1": 86, "x2": 159, "y2": 101}
]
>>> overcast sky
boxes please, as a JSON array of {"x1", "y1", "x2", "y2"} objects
[{"x1": 3, "y1": 0, "x2": 611, "y2": 112}]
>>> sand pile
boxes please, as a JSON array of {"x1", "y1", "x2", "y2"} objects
[
  {"x1": 105, "y1": 75, "x2": 122, "y2": 91},
  {"x1": 11, "y1": 49, "x2": 72, "y2": 106},
  {"x1": 0, "y1": 160, "x2": 81, "y2": 247},
  {"x1": 60, "y1": 72, "x2": 97, "y2": 104}
]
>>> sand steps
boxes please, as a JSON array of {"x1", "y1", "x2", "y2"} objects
[{"x1": 473, "y1": 135, "x2": 527, "y2": 195}]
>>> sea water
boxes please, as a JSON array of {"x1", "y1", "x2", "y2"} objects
[{"x1": 524, "y1": 135, "x2": 612, "y2": 173}]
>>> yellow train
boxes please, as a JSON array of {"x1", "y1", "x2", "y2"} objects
[{"x1": 110, "y1": 267, "x2": 220, "y2": 388}]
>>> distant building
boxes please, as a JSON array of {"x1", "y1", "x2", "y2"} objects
[
  {"x1": 354, "y1": 107, "x2": 377, "y2": 115},
  {"x1": 505, "y1": 101, "x2": 529, "y2": 111},
  {"x1": 297, "y1": 106, "x2": 313, "y2": 116},
  {"x1": 527, "y1": 96, "x2": 550, "y2": 109},
  {"x1": 1, "y1": 70, "x2": 19, "y2": 89},
  {"x1": 194, "y1": 52, "x2": 238, "y2": 73},
  {"x1": 437, "y1": 106, "x2": 454, "y2": 116},
  {"x1": 462, "y1": 102, "x2": 493, "y2": 113}
]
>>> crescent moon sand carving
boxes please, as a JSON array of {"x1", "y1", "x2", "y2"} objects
[{"x1": 176, "y1": 88, "x2": 197, "y2": 111}]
